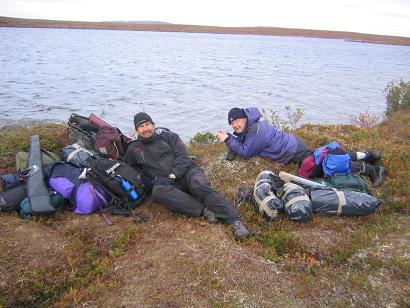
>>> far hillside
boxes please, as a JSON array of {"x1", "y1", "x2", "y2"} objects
[{"x1": 1, "y1": 16, "x2": 410, "y2": 46}]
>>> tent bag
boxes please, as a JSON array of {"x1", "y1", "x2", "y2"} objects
[
  {"x1": 280, "y1": 182, "x2": 312, "y2": 222},
  {"x1": 253, "y1": 170, "x2": 284, "y2": 221},
  {"x1": 309, "y1": 187, "x2": 382, "y2": 216}
]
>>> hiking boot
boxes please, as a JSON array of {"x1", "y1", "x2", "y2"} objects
[
  {"x1": 371, "y1": 166, "x2": 386, "y2": 187},
  {"x1": 231, "y1": 220, "x2": 250, "y2": 240},
  {"x1": 202, "y1": 207, "x2": 217, "y2": 224},
  {"x1": 364, "y1": 151, "x2": 382, "y2": 165}
]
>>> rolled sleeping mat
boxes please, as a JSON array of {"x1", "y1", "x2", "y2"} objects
[
  {"x1": 253, "y1": 170, "x2": 284, "y2": 221},
  {"x1": 308, "y1": 187, "x2": 383, "y2": 216},
  {"x1": 27, "y1": 135, "x2": 55, "y2": 215},
  {"x1": 280, "y1": 182, "x2": 312, "y2": 222}
]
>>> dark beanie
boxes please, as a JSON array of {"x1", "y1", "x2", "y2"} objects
[
  {"x1": 134, "y1": 112, "x2": 154, "y2": 128},
  {"x1": 228, "y1": 108, "x2": 246, "y2": 124}
]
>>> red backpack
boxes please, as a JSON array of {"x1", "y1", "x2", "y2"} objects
[{"x1": 94, "y1": 126, "x2": 127, "y2": 161}]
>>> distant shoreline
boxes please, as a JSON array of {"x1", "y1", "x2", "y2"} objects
[{"x1": 1, "y1": 16, "x2": 410, "y2": 46}]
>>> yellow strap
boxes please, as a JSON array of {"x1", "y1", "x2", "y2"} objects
[
  {"x1": 334, "y1": 189, "x2": 346, "y2": 215},
  {"x1": 282, "y1": 183, "x2": 302, "y2": 200},
  {"x1": 284, "y1": 195, "x2": 310, "y2": 209},
  {"x1": 259, "y1": 195, "x2": 279, "y2": 219}
]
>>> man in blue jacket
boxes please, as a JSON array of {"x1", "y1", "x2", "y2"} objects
[{"x1": 216, "y1": 107, "x2": 385, "y2": 187}]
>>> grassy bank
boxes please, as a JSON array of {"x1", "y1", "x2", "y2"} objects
[{"x1": 0, "y1": 107, "x2": 409, "y2": 306}]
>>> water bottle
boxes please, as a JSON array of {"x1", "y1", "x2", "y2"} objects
[{"x1": 116, "y1": 176, "x2": 139, "y2": 201}]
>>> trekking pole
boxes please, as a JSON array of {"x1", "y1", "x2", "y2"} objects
[{"x1": 279, "y1": 172, "x2": 327, "y2": 188}]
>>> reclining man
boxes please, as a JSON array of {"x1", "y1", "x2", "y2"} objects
[
  {"x1": 216, "y1": 107, "x2": 385, "y2": 187},
  {"x1": 126, "y1": 112, "x2": 250, "y2": 240}
]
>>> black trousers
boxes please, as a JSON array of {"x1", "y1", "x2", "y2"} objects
[{"x1": 151, "y1": 167, "x2": 240, "y2": 224}]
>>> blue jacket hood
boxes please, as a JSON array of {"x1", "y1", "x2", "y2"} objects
[{"x1": 244, "y1": 107, "x2": 262, "y2": 129}]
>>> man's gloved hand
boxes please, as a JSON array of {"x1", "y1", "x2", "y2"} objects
[{"x1": 155, "y1": 177, "x2": 175, "y2": 186}]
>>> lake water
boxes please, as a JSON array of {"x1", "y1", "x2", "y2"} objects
[{"x1": 1, "y1": 27, "x2": 409, "y2": 140}]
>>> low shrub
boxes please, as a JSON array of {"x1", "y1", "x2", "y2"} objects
[
  {"x1": 190, "y1": 131, "x2": 217, "y2": 144},
  {"x1": 385, "y1": 79, "x2": 410, "y2": 116}
]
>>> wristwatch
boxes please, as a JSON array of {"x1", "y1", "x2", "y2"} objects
[{"x1": 168, "y1": 173, "x2": 177, "y2": 180}]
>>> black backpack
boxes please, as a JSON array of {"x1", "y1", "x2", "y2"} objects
[{"x1": 86, "y1": 158, "x2": 146, "y2": 221}]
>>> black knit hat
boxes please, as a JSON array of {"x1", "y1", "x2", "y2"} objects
[
  {"x1": 134, "y1": 112, "x2": 154, "y2": 129},
  {"x1": 228, "y1": 108, "x2": 246, "y2": 124}
]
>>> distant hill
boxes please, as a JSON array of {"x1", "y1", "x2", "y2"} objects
[
  {"x1": 1, "y1": 16, "x2": 409, "y2": 46},
  {"x1": 106, "y1": 20, "x2": 172, "y2": 25}
]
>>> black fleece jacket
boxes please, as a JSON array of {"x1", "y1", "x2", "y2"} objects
[{"x1": 126, "y1": 131, "x2": 193, "y2": 180}]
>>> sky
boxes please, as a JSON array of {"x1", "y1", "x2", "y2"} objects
[{"x1": 1, "y1": 0, "x2": 410, "y2": 37}]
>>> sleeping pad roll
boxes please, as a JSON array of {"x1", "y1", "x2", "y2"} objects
[
  {"x1": 309, "y1": 187, "x2": 382, "y2": 216},
  {"x1": 253, "y1": 171, "x2": 284, "y2": 221}
]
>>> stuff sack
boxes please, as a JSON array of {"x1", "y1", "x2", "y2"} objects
[
  {"x1": 253, "y1": 170, "x2": 284, "y2": 221},
  {"x1": 309, "y1": 186, "x2": 382, "y2": 216},
  {"x1": 298, "y1": 141, "x2": 351, "y2": 179},
  {"x1": 20, "y1": 191, "x2": 66, "y2": 219},
  {"x1": 0, "y1": 185, "x2": 27, "y2": 212},
  {"x1": 86, "y1": 158, "x2": 145, "y2": 211},
  {"x1": 1, "y1": 172, "x2": 23, "y2": 191},
  {"x1": 74, "y1": 182, "x2": 111, "y2": 215},
  {"x1": 45, "y1": 162, "x2": 111, "y2": 214},
  {"x1": 16, "y1": 149, "x2": 60, "y2": 171},
  {"x1": 94, "y1": 126, "x2": 127, "y2": 160},
  {"x1": 62, "y1": 142, "x2": 102, "y2": 168},
  {"x1": 313, "y1": 174, "x2": 373, "y2": 196},
  {"x1": 280, "y1": 182, "x2": 312, "y2": 222}
]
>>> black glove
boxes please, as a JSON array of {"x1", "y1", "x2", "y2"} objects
[{"x1": 155, "y1": 177, "x2": 175, "y2": 186}]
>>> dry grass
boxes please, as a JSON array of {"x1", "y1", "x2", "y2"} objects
[{"x1": 0, "y1": 110, "x2": 409, "y2": 307}]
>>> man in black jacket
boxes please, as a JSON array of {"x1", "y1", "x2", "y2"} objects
[{"x1": 126, "y1": 112, "x2": 249, "y2": 240}]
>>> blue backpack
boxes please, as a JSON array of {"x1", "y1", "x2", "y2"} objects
[{"x1": 313, "y1": 141, "x2": 351, "y2": 177}]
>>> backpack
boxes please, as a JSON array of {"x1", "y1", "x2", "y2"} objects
[
  {"x1": 94, "y1": 126, "x2": 128, "y2": 161},
  {"x1": 298, "y1": 141, "x2": 351, "y2": 178},
  {"x1": 86, "y1": 158, "x2": 145, "y2": 219},
  {"x1": 67, "y1": 113, "x2": 99, "y2": 149},
  {"x1": 67, "y1": 113, "x2": 133, "y2": 151},
  {"x1": 322, "y1": 147, "x2": 351, "y2": 177},
  {"x1": 321, "y1": 174, "x2": 373, "y2": 196}
]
